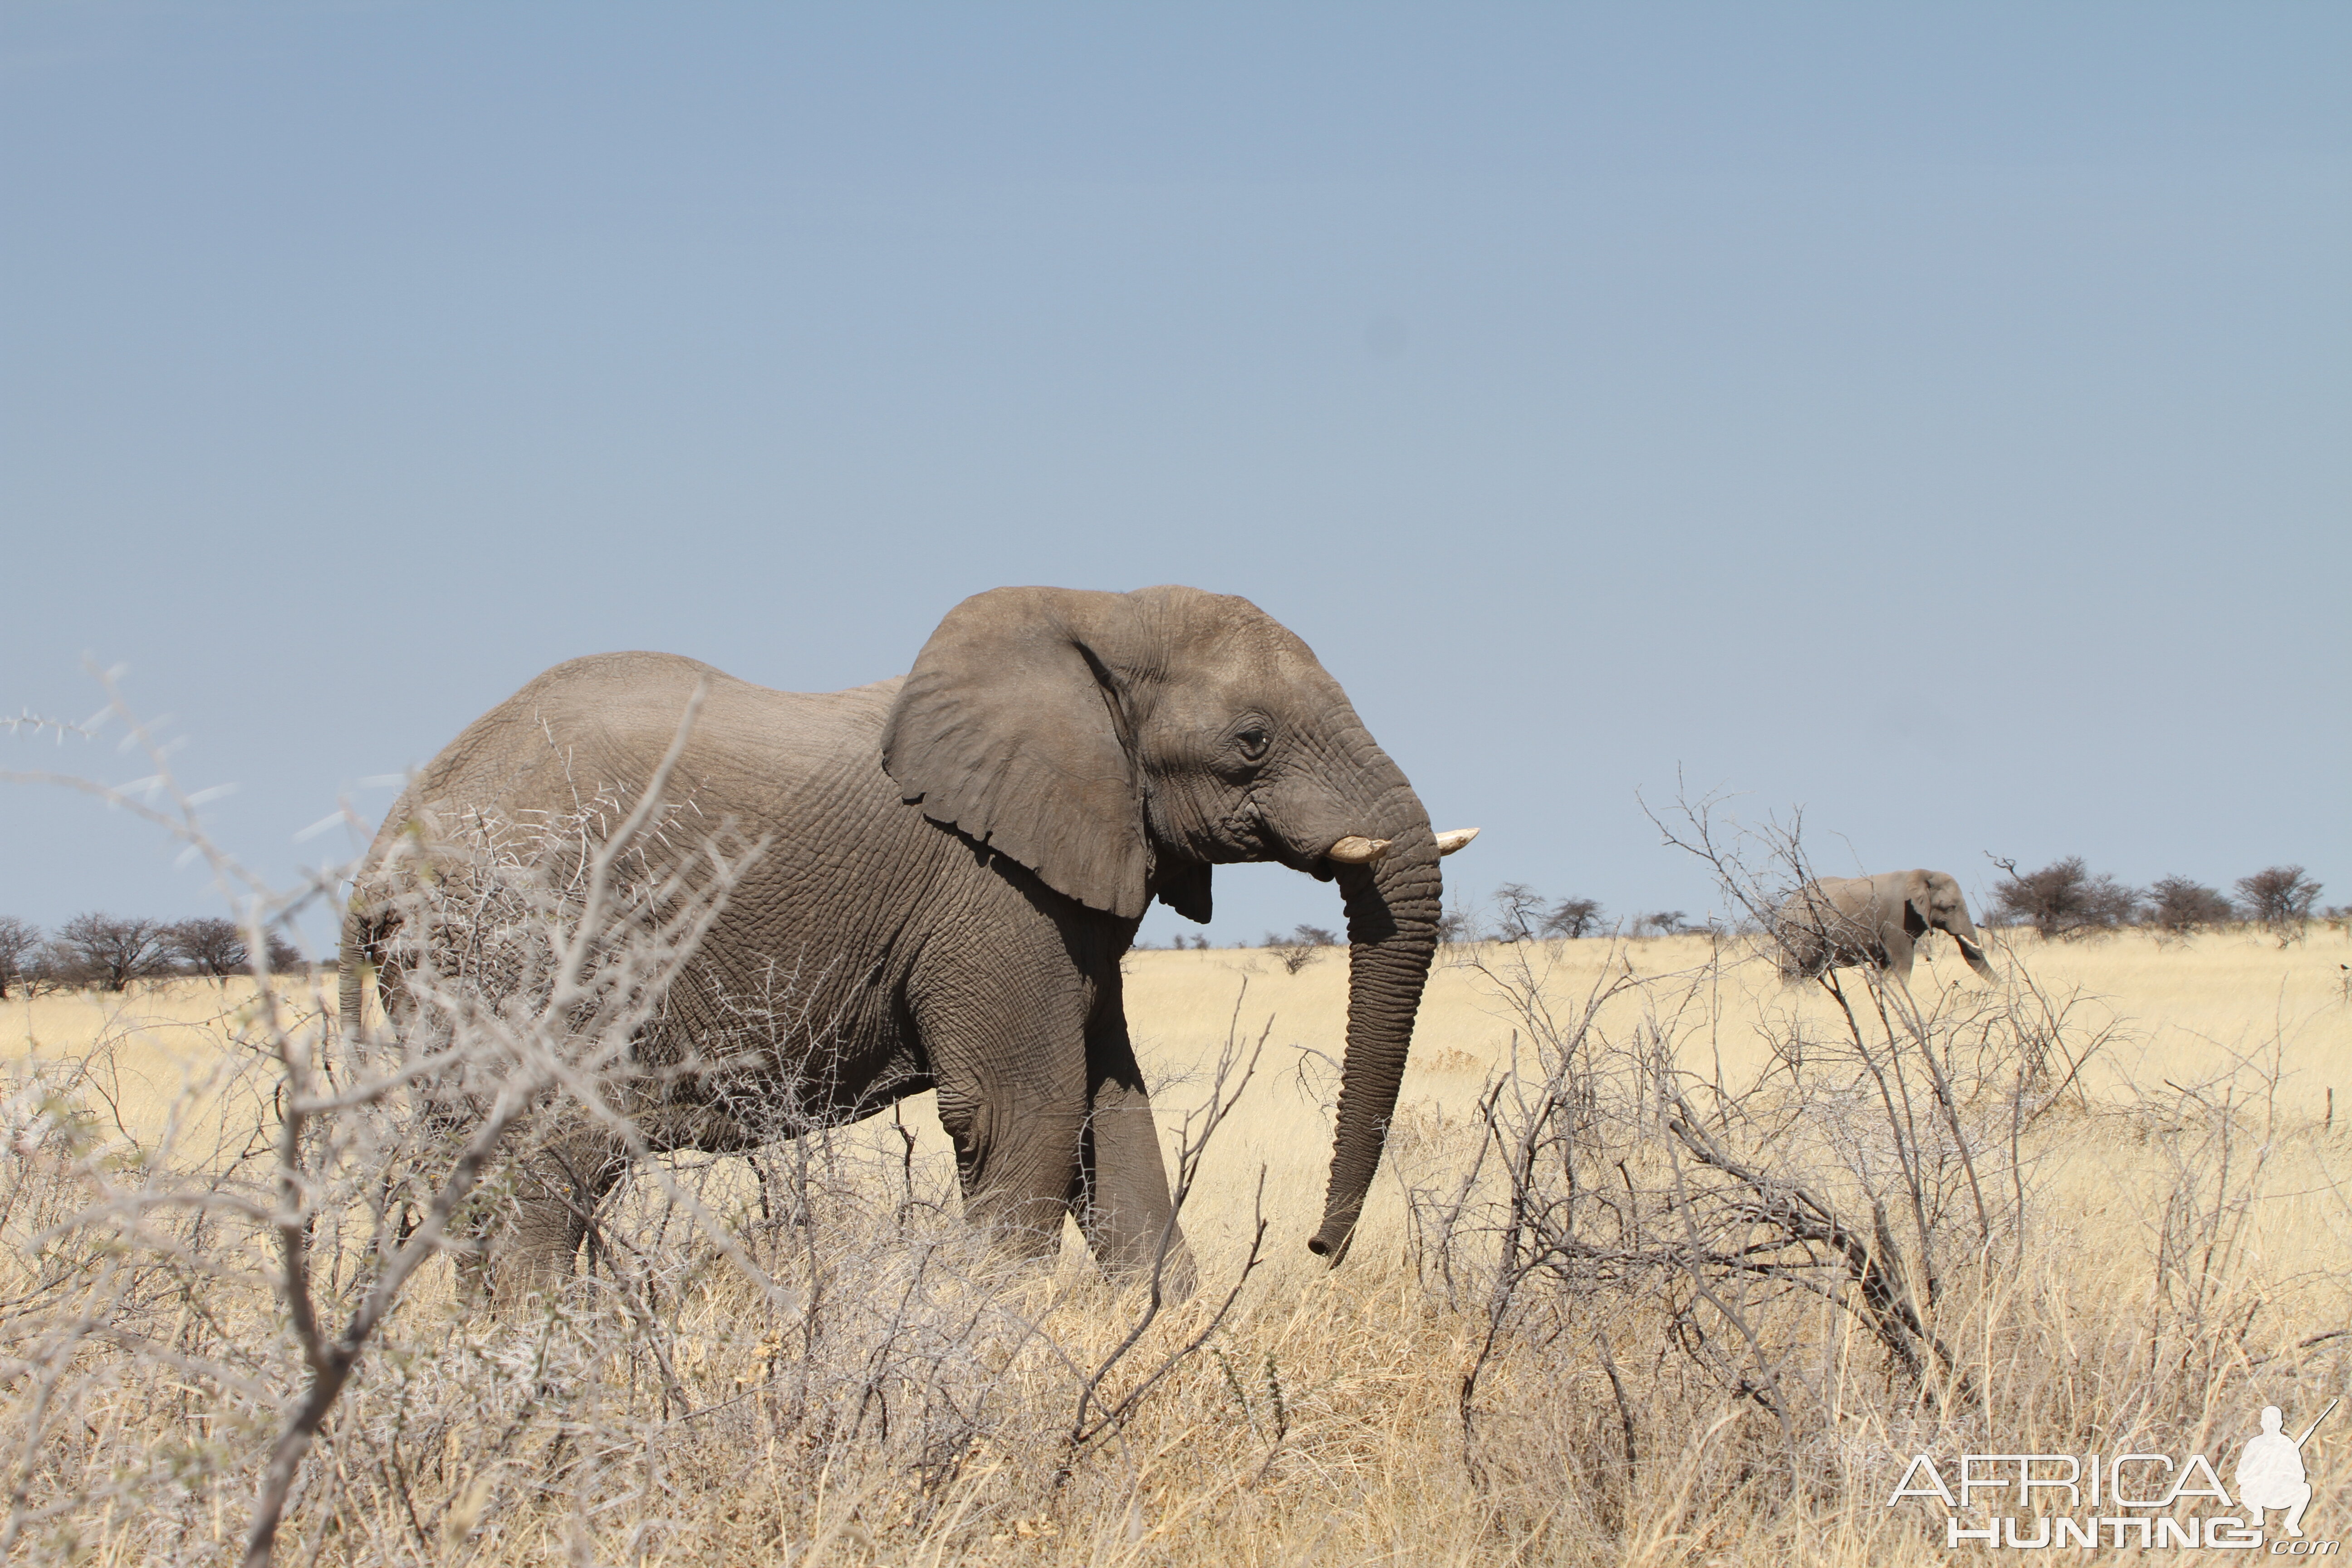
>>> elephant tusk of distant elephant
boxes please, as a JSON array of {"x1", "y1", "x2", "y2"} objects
[
  {"x1": 1434, "y1": 827, "x2": 1479, "y2": 857},
  {"x1": 1326, "y1": 836, "x2": 1392, "y2": 864}
]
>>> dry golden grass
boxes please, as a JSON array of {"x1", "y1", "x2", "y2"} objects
[
  {"x1": 1125, "y1": 927, "x2": 2351, "y2": 1281},
  {"x1": 2, "y1": 975, "x2": 333, "y2": 1144},
  {"x1": 3, "y1": 925, "x2": 2348, "y2": 1564}
]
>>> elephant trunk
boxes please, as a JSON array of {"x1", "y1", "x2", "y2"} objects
[
  {"x1": 1307, "y1": 820, "x2": 1441, "y2": 1263},
  {"x1": 1948, "y1": 908, "x2": 1998, "y2": 980}
]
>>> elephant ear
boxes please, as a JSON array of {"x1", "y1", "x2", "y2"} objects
[
  {"x1": 882, "y1": 587, "x2": 1150, "y2": 920},
  {"x1": 1901, "y1": 872, "x2": 1933, "y2": 938}
]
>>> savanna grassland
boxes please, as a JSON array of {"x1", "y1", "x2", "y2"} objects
[{"x1": 3, "y1": 924, "x2": 2348, "y2": 1566}]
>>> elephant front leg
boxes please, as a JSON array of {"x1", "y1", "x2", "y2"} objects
[
  {"x1": 492, "y1": 1128, "x2": 630, "y2": 1303},
  {"x1": 1881, "y1": 928, "x2": 1918, "y2": 987},
  {"x1": 1074, "y1": 1016, "x2": 1196, "y2": 1299}
]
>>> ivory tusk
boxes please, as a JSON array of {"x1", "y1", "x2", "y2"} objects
[
  {"x1": 1326, "y1": 836, "x2": 1392, "y2": 864},
  {"x1": 1434, "y1": 827, "x2": 1480, "y2": 857}
]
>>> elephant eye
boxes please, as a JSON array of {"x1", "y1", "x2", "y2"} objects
[{"x1": 1234, "y1": 727, "x2": 1271, "y2": 761}]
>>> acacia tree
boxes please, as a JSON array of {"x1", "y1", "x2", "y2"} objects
[
  {"x1": 50, "y1": 913, "x2": 172, "y2": 991},
  {"x1": 166, "y1": 916, "x2": 249, "y2": 981},
  {"x1": 1493, "y1": 884, "x2": 1548, "y2": 943},
  {"x1": 2236, "y1": 866, "x2": 2321, "y2": 939},
  {"x1": 1264, "y1": 923, "x2": 1338, "y2": 973},
  {"x1": 0, "y1": 916, "x2": 38, "y2": 998},
  {"x1": 1541, "y1": 897, "x2": 1605, "y2": 939},
  {"x1": 2142, "y1": 876, "x2": 2235, "y2": 936},
  {"x1": 1989, "y1": 857, "x2": 2138, "y2": 939}
]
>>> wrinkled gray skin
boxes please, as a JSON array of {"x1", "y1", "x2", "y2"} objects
[
  {"x1": 1773, "y1": 870, "x2": 1996, "y2": 987},
  {"x1": 342, "y1": 586, "x2": 1441, "y2": 1297}
]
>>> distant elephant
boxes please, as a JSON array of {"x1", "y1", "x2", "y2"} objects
[
  {"x1": 1772, "y1": 870, "x2": 1996, "y2": 987},
  {"x1": 341, "y1": 585, "x2": 1475, "y2": 1295}
]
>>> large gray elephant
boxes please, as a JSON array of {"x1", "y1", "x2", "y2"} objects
[
  {"x1": 341, "y1": 585, "x2": 1472, "y2": 1295},
  {"x1": 1772, "y1": 870, "x2": 1997, "y2": 987}
]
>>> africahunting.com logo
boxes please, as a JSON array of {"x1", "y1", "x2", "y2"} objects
[{"x1": 1888, "y1": 1400, "x2": 2339, "y2": 1553}]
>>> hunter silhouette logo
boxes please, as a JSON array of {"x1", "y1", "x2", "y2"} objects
[{"x1": 2239, "y1": 1399, "x2": 2335, "y2": 1540}]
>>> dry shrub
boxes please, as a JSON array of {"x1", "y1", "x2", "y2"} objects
[
  {"x1": 1260, "y1": 926, "x2": 1335, "y2": 975},
  {"x1": 0, "y1": 1014, "x2": 1266, "y2": 1565},
  {"x1": 1385, "y1": 799, "x2": 2352, "y2": 1559},
  {"x1": 0, "y1": 679, "x2": 1264, "y2": 1566}
]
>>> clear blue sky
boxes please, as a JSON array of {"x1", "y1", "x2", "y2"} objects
[{"x1": 4, "y1": 4, "x2": 2346, "y2": 951}]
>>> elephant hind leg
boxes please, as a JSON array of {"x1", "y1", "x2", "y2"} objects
[
  {"x1": 934, "y1": 1083, "x2": 1082, "y2": 1264},
  {"x1": 921, "y1": 1009, "x2": 1088, "y2": 1265},
  {"x1": 909, "y1": 909, "x2": 1165, "y2": 1278}
]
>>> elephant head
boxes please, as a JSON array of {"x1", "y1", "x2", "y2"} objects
[
  {"x1": 1902, "y1": 869, "x2": 1997, "y2": 981},
  {"x1": 881, "y1": 585, "x2": 1460, "y2": 1262}
]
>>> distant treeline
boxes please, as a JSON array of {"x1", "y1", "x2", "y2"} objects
[
  {"x1": 1981, "y1": 859, "x2": 2332, "y2": 940},
  {"x1": 0, "y1": 914, "x2": 306, "y2": 997},
  {"x1": 18, "y1": 863, "x2": 2329, "y2": 995},
  {"x1": 1133, "y1": 860, "x2": 2338, "y2": 953}
]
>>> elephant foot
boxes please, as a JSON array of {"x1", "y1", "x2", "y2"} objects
[
  {"x1": 1093, "y1": 1227, "x2": 1197, "y2": 1304},
  {"x1": 450, "y1": 1233, "x2": 494, "y2": 1307},
  {"x1": 483, "y1": 1185, "x2": 602, "y2": 1308},
  {"x1": 956, "y1": 1200, "x2": 1072, "y2": 1292},
  {"x1": 488, "y1": 1227, "x2": 587, "y2": 1308},
  {"x1": 1137, "y1": 1237, "x2": 1198, "y2": 1304}
]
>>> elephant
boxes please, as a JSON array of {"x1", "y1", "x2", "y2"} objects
[
  {"x1": 340, "y1": 585, "x2": 1476, "y2": 1298},
  {"x1": 1771, "y1": 870, "x2": 1997, "y2": 987}
]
